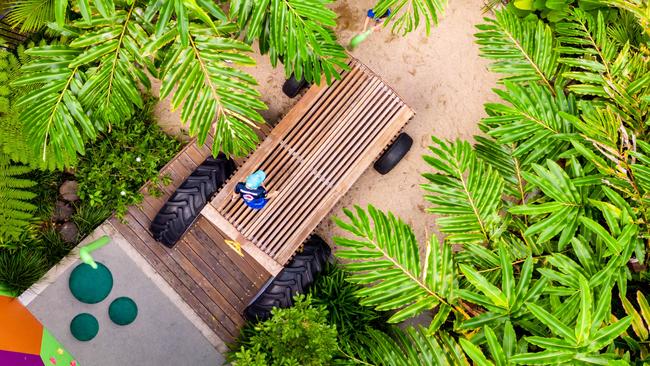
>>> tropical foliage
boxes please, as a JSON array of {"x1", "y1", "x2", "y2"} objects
[
  {"x1": 74, "y1": 100, "x2": 181, "y2": 218},
  {"x1": 230, "y1": 295, "x2": 338, "y2": 366},
  {"x1": 332, "y1": 2, "x2": 650, "y2": 365},
  {"x1": 0, "y1": 153, "x2": 35, "y2": 241}
]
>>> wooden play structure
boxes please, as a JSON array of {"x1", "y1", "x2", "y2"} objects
[{"x1": 108, "y1": 58, "x2": 414, "y2": 342}]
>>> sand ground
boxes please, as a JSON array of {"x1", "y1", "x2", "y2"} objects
[{"x1": 153, "y1": 0, "x2": 500, "y2": 245}]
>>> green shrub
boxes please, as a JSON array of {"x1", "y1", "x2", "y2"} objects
[
  {"x1": 0, "y1": 248, "x2": 48, "y2": 294},
  {"x1": 230, "y1": 295, "x2": 339, "y2": 366},
  {"x1": 308, "y1": 263, "x2": 388, "y2": 343},
  {"x1": 75, "y1": 101, "x2": 182, "y2": 218},
  {"x1": 0, "y1": 41, "x2": 69, "y2": 170},
  {"x1": 0, "y1": 152, "x2": 36, "y2": 241}
]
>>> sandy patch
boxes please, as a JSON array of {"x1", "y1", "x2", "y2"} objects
[{"x1": 153, "y1": 0, "x2": 500, "y2": 245}]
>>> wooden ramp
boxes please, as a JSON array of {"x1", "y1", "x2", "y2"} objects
[
  {"x1": 107, "y1": 137, "x2": 272, "y2": 343},
  {"x1": 203, "y1": 59, "x2": 415, "y2": 274}
]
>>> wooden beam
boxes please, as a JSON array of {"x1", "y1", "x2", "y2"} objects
[{"x1": 200, "y1": 205, "x2": 283, "y2": 275}]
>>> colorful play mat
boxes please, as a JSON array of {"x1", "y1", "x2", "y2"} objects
[{"x1": 0, "y1": 295, "x2": 78, "y2": 366}]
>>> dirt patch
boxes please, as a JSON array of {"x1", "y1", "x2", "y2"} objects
[{"x1": 153, "y1": 0, "x2": 500, "y2": 245}]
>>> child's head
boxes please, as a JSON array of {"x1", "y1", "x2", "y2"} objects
[{"x1": 245, "y1": 170, "x2": 266, "y2": 189}]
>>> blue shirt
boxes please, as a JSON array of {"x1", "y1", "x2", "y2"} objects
[{"x1": 235, "y1": 183, "x2": 268, "y2": 209}]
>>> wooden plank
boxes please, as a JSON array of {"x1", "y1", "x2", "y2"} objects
[
  {"x1": 201, "y1": 205, "x2": 283, "y2": 275},
  {"x1": 119, "y1": 211, "x2": 241, "y2": 340},
  {"x1": 182, "y1": 228, "x2": 253, "y2": 301},
  {"x1": 194, "y1": 218, "x2": 270, "y2": 287},
  {"x1": 275, "y1": 106, "x2": 414, "y2": 263},
  {"x1": 107, "y1": 218, "x2": 236, "y2": 341}
]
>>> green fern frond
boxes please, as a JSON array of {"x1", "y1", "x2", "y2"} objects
[
  {"x1": 229, "y1": 0, "x2": 348, "y2": 84},
  {"x1": 422, "y1": 137, "x2": 504, "y2": 245},
  {"x1": 12, "y1": 45, "x2": 97, "y2": 167},
  {"x1": 475, "y1": 8, "x2": 559, "y2": 89},
  {"x1": 372, "y1": 0, "x2": 447, "y2": 36},
  {"x1": 147, "y1": 22, "x2": 267, "y2": 157},
  {"x1": 480, "y1": 82, "x2": 576, "y2": 167},
  {"x1": 333, "y1": 205, "x2": 456, "y2": 323},
  {"x1": 67, "y1": 6, "x2": 148, "y2": 125},
  {"x1": 0, "y1": 153, "x2": 36, "y2": 240},
  {"x1": 343, "y1": 326, "x2": 471, "y2": 365},
  {"x1": 3, "y1": 0, "x2": 55, "y2": 33}
]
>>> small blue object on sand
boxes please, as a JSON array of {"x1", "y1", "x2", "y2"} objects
[{"x1": 367, "y1": 8, "x2": 391, "y2": 20}]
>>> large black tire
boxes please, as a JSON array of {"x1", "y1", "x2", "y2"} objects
[
  {"x1": 373, "y1": 133, "x2": 413, "y2": 175},
  {"x1": 150, "y1": 155, "x2": 235, "y2": 247},
  {"x1": 282, "y1": 74, "x2": 309, "y2": 98},
  {"x1": 244, "y1": 236, "x2": 331, "y2": 321}
]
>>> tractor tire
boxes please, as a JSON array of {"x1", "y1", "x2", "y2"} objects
[
  {"x1": 282, "y1": 74, "x2": 309, "y2": 98},
  {"x1": 244, "y1": 236, "x2": 331, "y2": 321},
  {"x1": 373, "y1": 133, "x2": 413, "y2": 175},
  {"x1": 150, "y1": 155, "x2": 235, "y2": 248}
]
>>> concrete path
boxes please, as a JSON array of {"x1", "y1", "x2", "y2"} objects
[{"x1": 23, "y1": 224, "x2": 226, "y2": 366}]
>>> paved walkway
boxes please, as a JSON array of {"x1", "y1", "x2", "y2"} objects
[{"x1": 23, "y1": 224, "x2": 226, "y2": 366}]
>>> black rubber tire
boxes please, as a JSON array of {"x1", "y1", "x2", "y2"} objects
[
  {"x1": 373, "y1": 133, "x2": 413, "y2": 175},
  {"x1": 244, "y1": 236, "x2": 331, "y2": 321},
  {"x1": 282, "y1": 74, "x2": 309, "y2": 98},
  {"x1": 150, "y1": 155, "x2": 235, "y2": 247}
]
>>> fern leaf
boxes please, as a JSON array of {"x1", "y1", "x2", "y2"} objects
[
  {"x1": 151, "y1": 22, "x2": 267, "y2": 157},
  {"x1": 229, "y1": 0, "x2": 348, "y2": 84},
  {"x1": 480, "y1": 82, "x2": 576, "y2": 166},
  {"x1": 475, "y1": 8, "x2": 559, "y2": 89},
  {"x1": 13, "y1": 45, "x2": 97, "y2": 167},
  {"x1": 0, "y1": 153, "x2": 36, "y2": 240},
  {"x1": 333, "y1": 205, "x2": 455, "y2": 323},
  {"x1": 422, "y1": 137, "x2": 504, "y2": 244},
  {"x1": 372, "y1": 0, "x2": 447, "y2": 36}
]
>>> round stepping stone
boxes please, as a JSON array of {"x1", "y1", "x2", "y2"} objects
[
  {"x1": 69, "y1": 262, "x2": 113, "y2": 304},
  {"x1": 70, "y1": 313, "x2": 99, "y2": 341},
  {"x1": 108, "y1": 297, "x2": 138, "y2": 326}
]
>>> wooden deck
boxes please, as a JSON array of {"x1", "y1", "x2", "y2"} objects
[
  {"x1": 107, "y1": 137, "x2": 272, "y2": 343},
  {"x1": 101, "y1": 58, "x2": 413, "y2": 345},
  {"x1": 203, "y1": 59, "x2": 414, "y2": 273}
]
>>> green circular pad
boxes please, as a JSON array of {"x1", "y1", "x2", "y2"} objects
[
  {"x1": 69, "y1": 262, "x2": 113, "y2": 304},
  {"x1": 109, "y1": 297, "x2": 138, "y2": 326},
  {"x1": 70, "y1": 313, "x2": 99, "y2": 341}
]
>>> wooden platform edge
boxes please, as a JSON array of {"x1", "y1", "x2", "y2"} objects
[{"x1": 201, "y1": 205, "x2": 283, "y2": 275}]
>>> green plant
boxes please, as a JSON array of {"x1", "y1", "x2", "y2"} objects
[
  {"x1": 0, "y1": 248, "x2": 47, "y2": 294},
  {"x1": 230, "y1": 294, "x2": 338, "y2": 366},
  {"x1": 618, "y1": 291, "x2": 650, "y2": 363},
  {"x1": 372, "y1": 0, "x2": 447, "y2": 35},
  {"x1": 308, "y1": 262, "x2": 388, "y2": 343},
  {"x1": 1, "y1": 0, "x2": 55, "y2": 32},
  {"x1": 329, "y1": 3, "x2": 650, "y2": 364},
  {"x1": 0, "y1": 152, "x2": 36, "y2": 241},
  {"x1": 0, "y1": 41, "x2": 69, "y2": 170},
  {"x1": 74, "y1": 100, "x2": 182, "y2": 218},
  {"x1": 72, "y1": 201, "x2": 112, "y2": 237}
]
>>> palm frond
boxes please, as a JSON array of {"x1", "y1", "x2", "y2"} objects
[
  {"x1": 509, "y1": 160, "x2": 588, "y2": 248},
  {"x1": 0, "y1": 153, "x2": 36, "y2": 240},
  {"x1": 372, "y1": 0, "x2": 447, "y2": 36},
  {"x1": 148, "y1": 22, "x2": 267, "y2": 157},
  {"x1": 600, "y1": 0, "x2": 650, "y2": 37},
  {"x1": 229, "y1": 0, "x2": 348, "y2": 84},
  {"x1": 557, "y1": 9, "x2": 650, "y2": 127},
  {"x1": 333, "y1": 205, "x2": 456, "y2": 323},
  {"x1": 12, "y1": 45, "x2": 97, "y2": 167},
  {"x1": 480, "y1": 82, "x2": 576, "y2": 167},
  {"x1": 422, "y1": 137, "x2": 504, "y2": 245},
  {"x1": 67, "y1": 5, "x2": 149, "y2": 125},
  {"x1": 343, "y1": 326, "x2": 471, "y2": 366},
  {"x1": 3, "y1": 0, "x2": 55, "y2": 33},
  {"x1": 475, "y1": 8, "x2": 559, "y2": 89}
]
